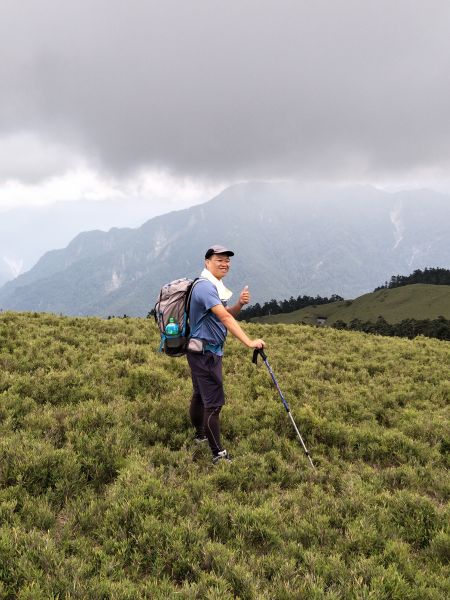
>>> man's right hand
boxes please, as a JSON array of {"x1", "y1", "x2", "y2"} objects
[{"x1": 249, "y1": 339, "x2": 265, "y2": 349}]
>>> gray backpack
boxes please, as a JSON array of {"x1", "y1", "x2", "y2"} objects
[{"x1": 154, "y1": 278, "x2": 202, "y2": 356}]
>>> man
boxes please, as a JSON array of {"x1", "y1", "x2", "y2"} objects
[{"x1": 187, "y1": 245, "x2": 265, "y2": 464}]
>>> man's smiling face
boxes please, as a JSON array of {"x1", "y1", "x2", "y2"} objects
[{"x1": 205, "y1": 253, "x2": 231, "y2": 280}]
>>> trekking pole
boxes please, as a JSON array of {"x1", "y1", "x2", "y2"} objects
[{"x1": 252, "y1": 348, "x2": 316, "y2": 469}]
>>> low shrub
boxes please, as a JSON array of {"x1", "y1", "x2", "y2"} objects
[{"x1": 0, "y1": 312, "x2": 448, "y2": 598}]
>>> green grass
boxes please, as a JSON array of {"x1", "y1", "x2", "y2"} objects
[
  {"x1": 0, "y1": 311, "x2": 449, "y2": 599},
  {"x1": 253, "y1": 284, "x2": 450, "y2": 325}
]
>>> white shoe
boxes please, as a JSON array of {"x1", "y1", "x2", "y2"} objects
[{"x1": 212, "y1": 449, "x2": 232, "y2": 464}]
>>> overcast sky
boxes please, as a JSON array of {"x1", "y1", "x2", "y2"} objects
[{"x1": 1, "y1": 0, "x2": 450, "y2": 212}]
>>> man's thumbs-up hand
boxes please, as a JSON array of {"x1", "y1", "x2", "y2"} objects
[{"x1": 239, "y1": 285, "x2": 250, "y2": 307}]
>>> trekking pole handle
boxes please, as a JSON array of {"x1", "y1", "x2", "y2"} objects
[{"x1": 252, "y1": 348, "x2": 267, "y2": 364}]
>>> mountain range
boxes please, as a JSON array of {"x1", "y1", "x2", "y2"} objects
[
  {"x1": 0, "y1": 198, "x2": 175, "y2": 288},
  {"x1": 0, "y1": 182, "x2": 449, "y2": 316}
]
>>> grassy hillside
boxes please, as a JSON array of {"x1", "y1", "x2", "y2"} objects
[
  {"x1": 253, "y1": 284, "x2": 450, "y2": 325},
  {"x1": 0, "y1": 312, "x2": 449, "y2": 599}
]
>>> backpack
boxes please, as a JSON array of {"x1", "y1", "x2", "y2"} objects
[{"x1": 153, "y1": 277, "x2": 202, "y2": 356}]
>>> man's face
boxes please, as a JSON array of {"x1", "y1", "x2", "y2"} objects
[{"x1": 205, "y1": 253, "x2": 231, "y2": 280}]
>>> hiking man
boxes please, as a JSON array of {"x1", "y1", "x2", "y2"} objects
[{"x1": 187, "y1": 245, "x2": 265, "y2": 464}]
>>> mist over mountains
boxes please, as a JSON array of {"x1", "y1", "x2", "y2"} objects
[{"x1": 0, "y1": 183, "x2": 449, "y2": 316}]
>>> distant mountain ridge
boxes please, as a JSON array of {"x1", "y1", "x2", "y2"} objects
[
  {"x1": 0, "y1": 182, "x2": 449, "y2": 316},
  {"x1": 0, "y1": 198, "x2": 165, "y2": 288}
]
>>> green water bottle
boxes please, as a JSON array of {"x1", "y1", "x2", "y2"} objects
[{"x1": 165, "y1": 316, "x2": 180, "y2": 336}]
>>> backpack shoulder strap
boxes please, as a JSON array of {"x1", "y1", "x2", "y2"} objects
[
  {"x1": 185, "y1": 277, "x2": 208, "y2": 336},
  {"x1": 185, "y1": 277, "x2": 204, "y2": 314}
]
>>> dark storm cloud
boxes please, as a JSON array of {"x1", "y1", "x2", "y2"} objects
[{"x1": 1, "y1": 0, "x2": 450, "y2": 182}]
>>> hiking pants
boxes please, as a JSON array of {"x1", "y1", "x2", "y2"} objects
[{"x1": 187, "y1": 351, "x2": 225, "y2": 455}]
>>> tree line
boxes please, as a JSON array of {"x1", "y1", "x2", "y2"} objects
[
  {"x1": 333, "y1": 315, "x2": 450, "y2": 341},
  {"x1": 374, "y1": 267, "x2": 450, "y2": 291},
  {"x1": 238, "y1": 294, "x2": 344, "y2": 321}
]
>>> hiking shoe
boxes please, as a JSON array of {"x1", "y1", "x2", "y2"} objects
[
  {"x1": 194, "y1": 435, "x2": 208, "y2": 444},
  {"x1": 212, "y1": 449, "x2": 232, "y2": 464}
]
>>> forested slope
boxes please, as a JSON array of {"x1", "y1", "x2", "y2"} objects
[
  {"x1": 252, "y1": 284, "x2": 450, "y2": 326},
  {"x1": 0, "y1": 312, "x2": 449, "y2": 598}
]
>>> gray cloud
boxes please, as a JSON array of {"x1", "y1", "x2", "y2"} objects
[
  {"x1": 0, "y1": 133, "x2": 80, "y2": 182},
  {"x1": 1, "y1": 0, "x2": 450, "y2": 183}
]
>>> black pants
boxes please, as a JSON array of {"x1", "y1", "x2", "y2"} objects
[{"x1": 187, "y1": 351, "x2": 225, "y2": 455}]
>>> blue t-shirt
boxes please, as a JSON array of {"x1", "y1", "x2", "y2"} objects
[{"x1": 189, "y1": 279, "x2": 227, "y2": 355}]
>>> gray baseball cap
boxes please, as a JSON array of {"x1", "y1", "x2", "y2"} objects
[{"x1": 205, "y1": 245, "x2": 235, "y2": 259}]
